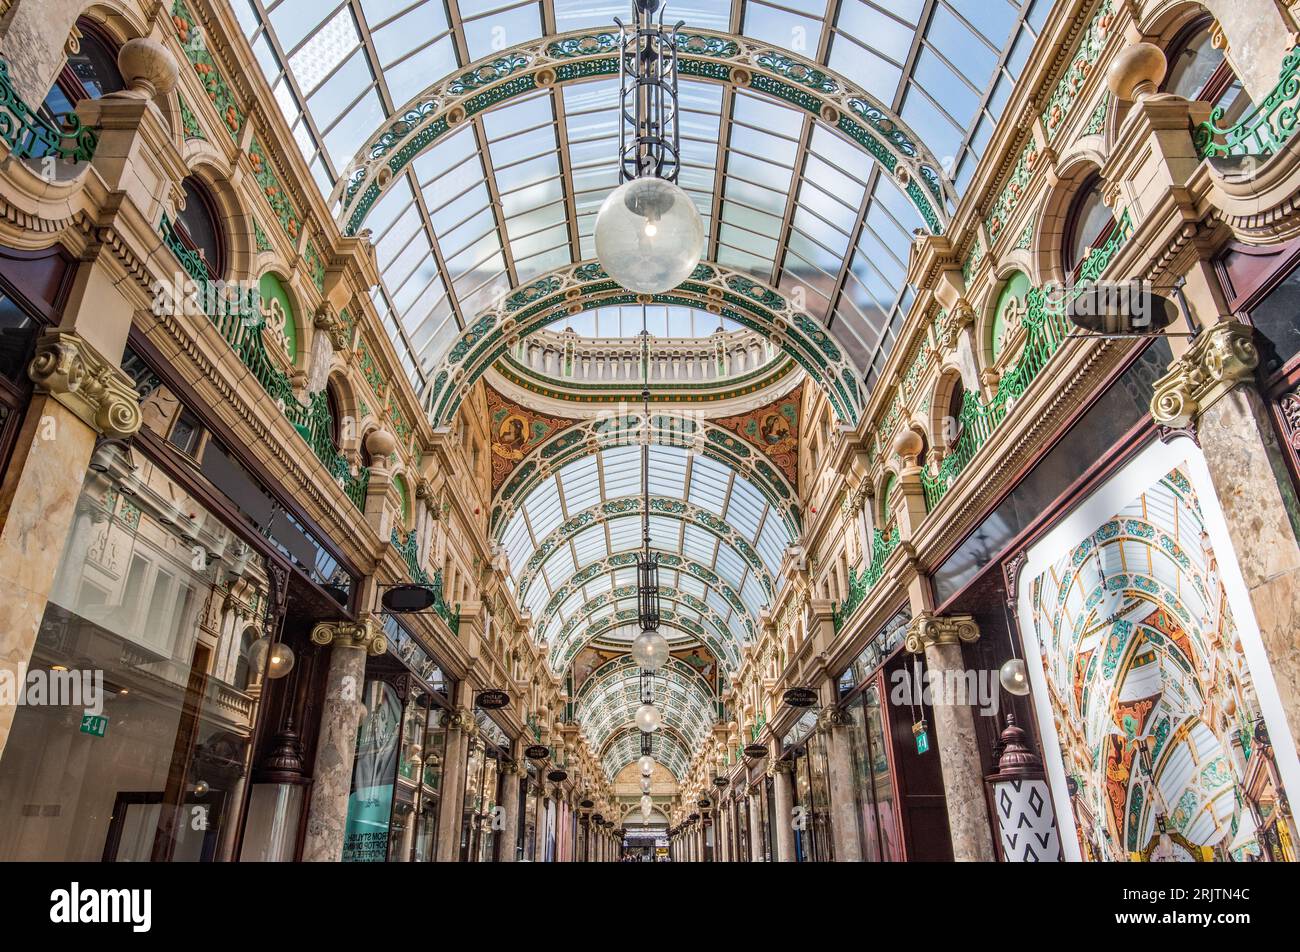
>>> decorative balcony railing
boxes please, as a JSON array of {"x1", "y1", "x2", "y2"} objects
[
  {"x1": 833, "y1": 526, "x2": 901, "y2": 632},
  {"x1": 921, "y1": 209, "x2": 1134, "y2": 510},
  {"x1": 1194, "y1": 48, "x2": 1300, "y2": 160},
  {"x1": 391, "y1": 528, "x2": 460, "y2": 631},
  {"x1": 159, "y1": 214, "x2": 369, "y2": 510},
  {"x1": 0, "y1": 59, "x2": 98, "y2": 163}
]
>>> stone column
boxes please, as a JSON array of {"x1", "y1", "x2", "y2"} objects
[
  {"x1": 301, "y1": 619, "x2": 387, "y2": 861},
  {"x1": 905, "y1": 612, "x2": 995, "y2": 862},
  {"x1": 822, "y1": 707, "x2": 863, "y2": 862},
  {"x1": 1151, "y1": 320, "x2": 1300, "y2": 747},
  {"x1": 748, "y1": 794, "x2": 764, "y2": 862},
  {"x1": 770, "y1": 760, "x2": 797, "y2": 862},
  {"x1": 497, "y1": 756, "x2": 522, "y2": 862},
  {"x1": 434, "y1": 704, "x2": 471, "y2": 862}
]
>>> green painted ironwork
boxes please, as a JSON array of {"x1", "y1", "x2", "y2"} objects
[
  {"x1": 833, "y1": 527, "x2": 901, "y2": 632},
  {"x1": 1193, "y1": 47, "x2": 1300, "y2": 159},
  {"x1": 390, "y1": 528, "x2": 461, "y2": 631},
  {"x1": 159, "y1": 214, "x2": 369, "y2": 510},
  {"x1": 921, "y1": 209, "x2": 1134, "y2": 509},
  {"x1": 0, "y1": 59, "x2": 98, "y2": 162}
]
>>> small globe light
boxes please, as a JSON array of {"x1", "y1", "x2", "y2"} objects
[
  {"x1": 640, "y1": 776, "x2": 652, "y2": 794},
  {"x1": 249, "y1": 636, "x2": 296, "y2": 680},
  {"x1": 631, "y1": 629, "x2": 670, "y2": 671},
  {"x1": 594, "y1": 177, "x2": 704, "y2": 294},
  {"x1": 999, "y1": 658, "x2": 1030, "y2": 696},
  {"x1": 639, "y1": 755, "x2": 655, "y2": 776},
  {"x1": 640, "y1": 795, "x2": 653, "y2": 817},
  {"x1": 635, "y1": 703, "x2": 662, "y2": 733}
]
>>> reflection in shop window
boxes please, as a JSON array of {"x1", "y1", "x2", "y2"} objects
[{"x1": 0, "y1": 449, "x2": 270, "y2": 861}]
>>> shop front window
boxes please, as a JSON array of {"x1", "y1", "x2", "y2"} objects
[
  {"x1": 0, "y1": 452, "x2": 269, "y2": 860},
  {"x1": 522, "y1": 777, "x2": 539, "y2": 861},
  {"x1": 734, "y1": 796, "x2": 750, "y2": 861},
  {"x1": 388, "y1": 690, "x2": 447, "y2": 862},
  {"x1": 846, "y1": 680, "x2": 903, "y2": 861},
  {"x1": 459, "y1": 737, "x2": 503, "y2": 862},
  {"x1": 341, "y1": 677, "x2": 402, "y2": 862},
  {"x1": 791, "y1": 735, "x2": 835, "y2": 862}
]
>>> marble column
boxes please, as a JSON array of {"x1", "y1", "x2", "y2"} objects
[
  {"x1": 748, "y1": 794, "x2": 764, "y2": 862},
  {"x1": 301, "y1": 619, "x2": 387, "y2": 861},
  {"x1": 905, "y1": 612, "x2": 995, "y2": 862},
  {"x1": 0, "y1": 332, "x2": 141, "y2": 761},
  {"x1": 771, "y1": 760, "x2": 797, "y2": 862},
  {"x1": 434, "y1": 706, "x2": 471, "y2": 862},
  {"x1": 1152, "y1": 319, "x2": 1300, "y2": 748},
  {"x1": 497, "y1": 758, "x2": 521, "y2": 862},
  {"x1": 823, "y1": 709, "x2": 863, "y2": 862}
]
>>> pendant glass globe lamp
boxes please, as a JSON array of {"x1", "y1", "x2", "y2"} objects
[
  {"x1": 640, "y1": 776, "x2": 652, "y2": 794},
  {"x1": 631, "y1": 629, "x2": 670, "y2": 671},
  {"x1": 594, "y1": 177, "x2": 704, "y2": 294},
  {"x1": 635, "y1": 702, "x2": 662, "y2": 733},
  {"x1": 639, "y1": 755, "x2": 655, "y2": 776}
]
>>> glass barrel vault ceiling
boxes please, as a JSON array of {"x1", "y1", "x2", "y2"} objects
[{"x1": 231, "y1": 0, "x2": 1057, "y2": 394}]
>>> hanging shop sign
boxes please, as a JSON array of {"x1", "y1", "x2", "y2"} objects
[
  {"x1": 580, "y1": 799, "x2": 594, "y2": 809},
  {"x1": 547, "y1": 768, "x2": 568, "y2": 782},
  {"x1": 476, "y1": 689, "x2": 510, "y2": 710},
  {"x1": 382, "y1": 583, "x2": 437, "y2": 613},
  {"x1": 1065, "y1": 281, "x2": 1179, "y2": 336},
  {"x1": 743, "y1": 743, "x2": 768, "y2": 758},
  {"x1": 696, "y1": 798, "x2": 710, "y2": 808},
  {"x1": 782, "y1": 687, "x2": 818, "y2": 708},
  {"x1": 591, "y1": 813, "x2": 604, "y2": 824},
  {"x1": 525, "y1": 744, "x2": 550, "y2": 760},
  {"x1": 712, "y1": 776, "x2": 729, "y2": 787}
]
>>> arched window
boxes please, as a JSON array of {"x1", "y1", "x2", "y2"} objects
[
  {"x1": 235, "y1": 628, "x2": 259, "y2": 691},
  {"x1": 175, "y1": 177, "x2": 226, "y2": 280},
  {"x1": 1063, "y1": 175, "x2": 1114, "y2": 278},
  {"x1": 325, "y1": 381, "x2": 344, "y2": 450},
  {"x1": 1163, "y1": 16, "x2": 1251, "y2": 126},
  {"x1": 40, "y1": 19, "x2": 123, "y2": 119},
  {"x1": 946, "y1": 376, "x2": 967, "y2": 445}
]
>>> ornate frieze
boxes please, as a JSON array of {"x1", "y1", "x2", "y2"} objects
[{"x1": 27, "y1": 330, "x2": 142, "y2": 438}]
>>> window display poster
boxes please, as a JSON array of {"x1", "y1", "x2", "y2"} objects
[
  {"x1": 1015, "y1": 439, "x2": 1300, "y2": 861},
  {"x1": 342, "y1": 679, "x2": 402, "y2": 862}
]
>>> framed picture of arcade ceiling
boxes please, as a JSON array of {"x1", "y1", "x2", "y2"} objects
[{"x1": 1014, "y1": 440, "x2": 1300, "y2": 863}]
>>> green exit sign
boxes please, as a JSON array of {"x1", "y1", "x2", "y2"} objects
[
  {"x1": 912, "y1": 719, "x2": 929, "y2": 755},
  {"x1": 80, "y1": 714, "x2": 108, "y2": 737}
]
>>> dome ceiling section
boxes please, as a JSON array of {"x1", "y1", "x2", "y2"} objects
[{"x1": 237, "y1": 1, "x2": 1050, "y2": 397}]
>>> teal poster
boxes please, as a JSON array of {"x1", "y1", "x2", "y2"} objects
[{"x1": 342, "y1": 680, "x2": 402, "y2": 862}]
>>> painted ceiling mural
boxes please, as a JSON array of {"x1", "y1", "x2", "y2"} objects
[
  {"x1": 711, "y1": 382, "x2": 802, "y2": 490},
  {"x1": 1029, "y1": 466, "x2": 1293, "y2": 863},
  {"x1": 486, "y1": 383, "x2": 577, "y2": 495}
]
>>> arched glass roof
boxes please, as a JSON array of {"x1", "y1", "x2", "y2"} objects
[
  {"x1": 502, "y1": 444, "x2": 787, "y2": 618},
  {"x1": 551, "y1": 304, "x2": 741, "y2": 339},
  {"x1": 231, "y1": 0, "x2": 1057, "y2": 391}
]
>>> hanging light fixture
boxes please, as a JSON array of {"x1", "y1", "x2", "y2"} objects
[
  {"x1": 635, "y1": 331, "x2": 660, "y2": 638},
  {"x1": 594, "y1": 0, "x2": 704, "y2": 293},
  {"x1": 639, "y1": 755, "x2": 655, "y2": 776},
  {"x1": 635, "y1": 702, "x2": 662, "y2": 733}
]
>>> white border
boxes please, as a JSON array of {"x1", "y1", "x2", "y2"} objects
[{"x1": 1013, "y1": 437, "x2": 1300, "y2": 861}]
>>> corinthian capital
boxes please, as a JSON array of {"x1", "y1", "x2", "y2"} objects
[
  {"x1": 310, "y1": 617, "x2": 387, "y2": 656},
  {"x1": 28, "y1": 330, "x2": 142, "y2": 438},
  {"x1": 1151, "y1": 320, "x2": 1259, "y2": 428},
  {"x1": 904, "y1": 611, "x2": 980, "y2": 653}
]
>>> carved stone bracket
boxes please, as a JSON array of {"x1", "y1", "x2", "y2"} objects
[
  {"x1": 27, "y1": 330, "x2": 142, "y2": 438},
  {"x1": 1150, "y1": 320, "x2": 1260, "y2": 428},
  {"x1": 309, "y1": 617, "x2": 387, "y2": 656},
  {"x1": 904, "y1": 611, "x2": 980, "y2": 654},
  {"x1": 314, "y1": 303, "x2": 351, "y2": 352}
]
